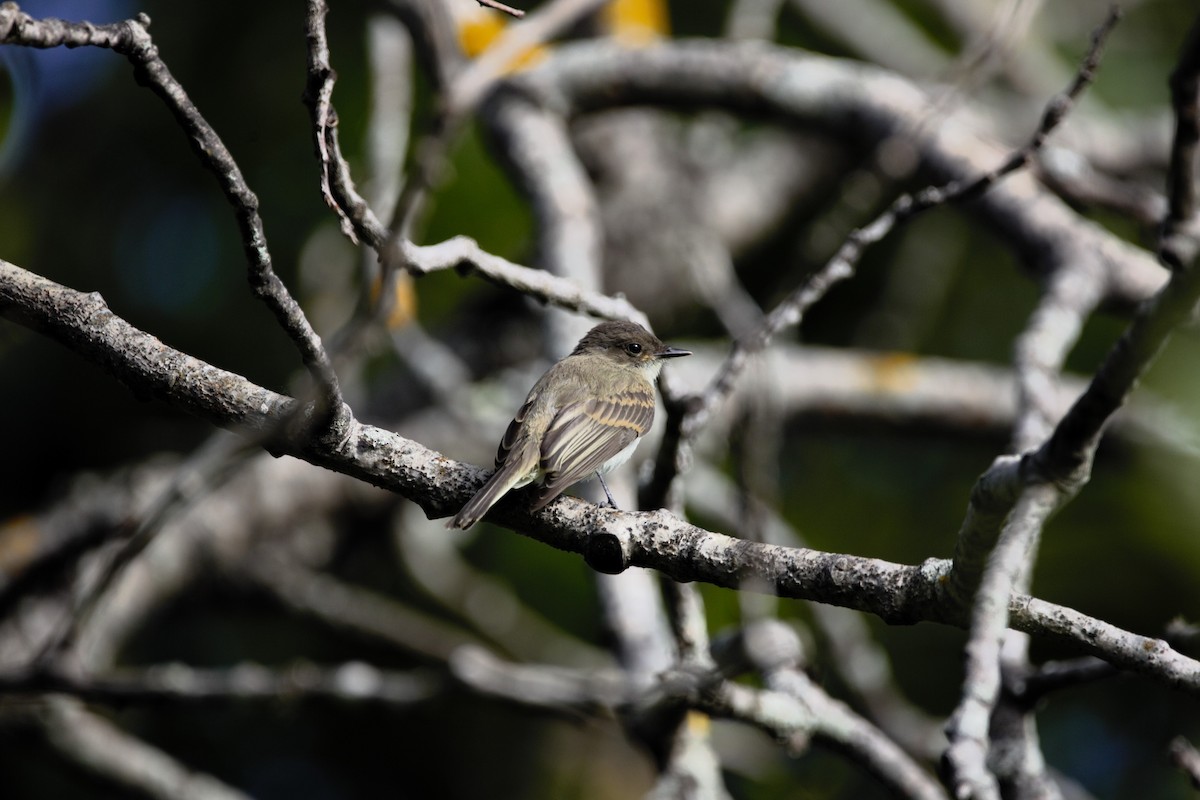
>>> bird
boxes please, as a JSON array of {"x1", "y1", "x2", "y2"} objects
[{"x1": 448, "y1": 320, "x2": 691, "y2": 529}]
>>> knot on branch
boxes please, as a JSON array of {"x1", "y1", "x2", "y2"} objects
[
  {"x1": 309, "y1": 401, "x2": 357, "y2": 452},
  {"x1": 584, "y1": 527, "x2": 633, "y2": 574},
  {"x1": 121, "y1": 14, "x2": 153, "y2": 47},
  {"x1": 1027, "y1": 437, "x2": 1095, "y2": 498},
  {"x1": 966, "y1": 454, "x2": 1023, "y2": 513}
]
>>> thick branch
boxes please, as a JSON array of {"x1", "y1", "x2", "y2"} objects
[{"x1": 2, "y1": 260, "x2": 1197, "y2": 695}]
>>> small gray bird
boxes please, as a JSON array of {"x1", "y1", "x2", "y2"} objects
[{"x1": 449, "y1": 320, "x2": 691, "y2": 529}]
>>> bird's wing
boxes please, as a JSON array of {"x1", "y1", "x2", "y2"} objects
[
  {"x1": 532, "y1": 387, "x2": 654, "y2": 510},
  {"x1": 494, "y1": 395, "x2": 536, "y2": 469},
  {"x1": 449, "y1": 397, "x2": 542, "y2": 530}
]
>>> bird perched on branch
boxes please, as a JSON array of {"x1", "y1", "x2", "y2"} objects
[{"x1": 449, "y1": 320, "x2": 691, "y2": 529}]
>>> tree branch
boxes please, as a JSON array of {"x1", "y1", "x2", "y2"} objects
[
  {"x1": 1161, "y1": 14, "x2": 1200, "y2": 270},
  {"x1": 0, "y1": 4, "x2": 346, "y2": 427},
  {"x1": 2, "y1": 258, "x2": 1198, "y2": 695},
  {"x1": 0, "y1": 660, "x2": 435, "y2": 706},
  {"x1": 30, "y1": 697, "x2": 252, "y2": 800}
]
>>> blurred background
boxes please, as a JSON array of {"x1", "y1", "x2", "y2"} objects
[{"x1": 2, "y1": 0, "x2": 1200, "y2": 798}]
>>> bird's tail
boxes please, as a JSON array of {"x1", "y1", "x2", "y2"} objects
[{"x1": 448, "y1": 458, "x2": 535, "y2": 529}]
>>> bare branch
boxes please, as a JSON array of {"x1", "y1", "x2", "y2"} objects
[
  {"x1": 944, "y1": 484, "x2": 1058, "y2": 800},
  {"x1": 940, "y1": 17, "x2": 1200, "y2": 796},
  {"x1": 447, "y1": 645, "x2": 629, "y2": 711},
  {"x1": 1037, "y1": 146, "x2": 1167, "y2": 227},
  {"x1": 4, "y1": 259, "x2": 1198, "y2": 694},
  {"x1": 1011, "y1": 657, "x2": 1117, "y2": 704},
  {"x1": 0, "y1": 660, "x2": 435, "y2": 706},
  {"x1": 33, "y1": 697, "x2": 252, "y2": 800},
  {"x1": 1161, "y1": 13, "x2": 1200, "y2": 270},
  {"x1": 703, "y1": 622, "x2": 947, "y2": 799},
  {"x1": 293, "y1": 32, "x2": 642, "y2": 336},
  {"x1": 443, "y1": 641, "x2": 933, "y2": 800},
  {"x1": 0, "y1": 5, "x2": 345, "y2": 425},
  {"x1": 304, "y1": 0, "x2": 361, "y2": 244},
  {"x1": 8, "y1": 1, "x2": 1196, "y2": 794},
  {"x1": 378, "y1": 0, "x2": 615, "y2": 295},
  {"x1": 403, "y1": 237, "x2": 645, "y2": 323},
  {"x1": 476, "y1": 0, "x2": 527, "y2": 20},
  {"x1": 1010, "y1": 264, "x2": 1107, "y2": 453},
  {"x1": 449, "y1": 0, "x2": 613, "y2": 116},
  {"x1": 721, "y1": 5, "x2": 1120, "y2": 424}
]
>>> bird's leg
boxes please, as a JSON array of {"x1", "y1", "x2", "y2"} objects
[{"x1": 596, "y1": 473, "x2": 619, "y2": 508}]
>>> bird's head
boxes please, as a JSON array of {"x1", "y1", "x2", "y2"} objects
[{"x1": 572, "y1": 320, "x2": 691, "y2": 377}]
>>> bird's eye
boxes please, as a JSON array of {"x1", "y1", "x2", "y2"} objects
[{"x1": 624, "y1": 342, "x2": 643, "y2": 355}]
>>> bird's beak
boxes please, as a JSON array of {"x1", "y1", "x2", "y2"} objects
[{"x1": 657, "y1": 346, "x2": 692, "y2": 359}]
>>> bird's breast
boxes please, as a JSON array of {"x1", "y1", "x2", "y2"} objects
[{"x1": 598, "y1": 436, "x2": 642, "y2": 475}]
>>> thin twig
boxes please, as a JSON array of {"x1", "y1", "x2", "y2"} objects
[
  {"x1": 35, "y1": 697, "x2": 252, "y2": 800},
  {"x1": 450, "y1": 0, "x2": 613, "y2": 114},
  {"x1": 0, "y1": 660, "x2": 435, "y2": 706},
  {"x1": 303, "y1": 0, "x2": 631, "y2": 345},
  {"x1": 1161, "y1": 13, "x2": 1200, "y2": 270},
  {"x1": 378, "y1": 0, "x2": 616, "y2": 298},
  {"x1": 403, "y1": 236, "x2": 645, "y2": 323},
  {"x1": 476, "y1": 0, "x2": 527, "y2": 19},
  {"x1": 303, "y1": 0, "x2": 360, "y2": 244},
  {"x1": 1010, "y1": 656, "x2": 1117, "y2": 704},
  {"x1": 314, "y1": 121, "x2": 644, "y2": 335},
  {"x1": 764, "y1": 670, "x2": 947, "y2": 799}
]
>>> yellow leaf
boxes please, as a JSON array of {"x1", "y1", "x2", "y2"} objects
[
  {"x1": 603, "y1": 0, "x2": 670, "y2": 45},
  {"x1": 0, "y1": 514, "x2": 40, "y2": 574},
  {"x1": 458, "y1": 11, "x2": 507, "y2": 58},
  {"x1": 686, "y1": 710, "x2": 711, "y2": 733},
  {"x1": 369, "y1": 272, "x2": 418, "y2": 330},
  {"x1": 457, "y1": 9, "x2": 548, "y2": 72}
]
